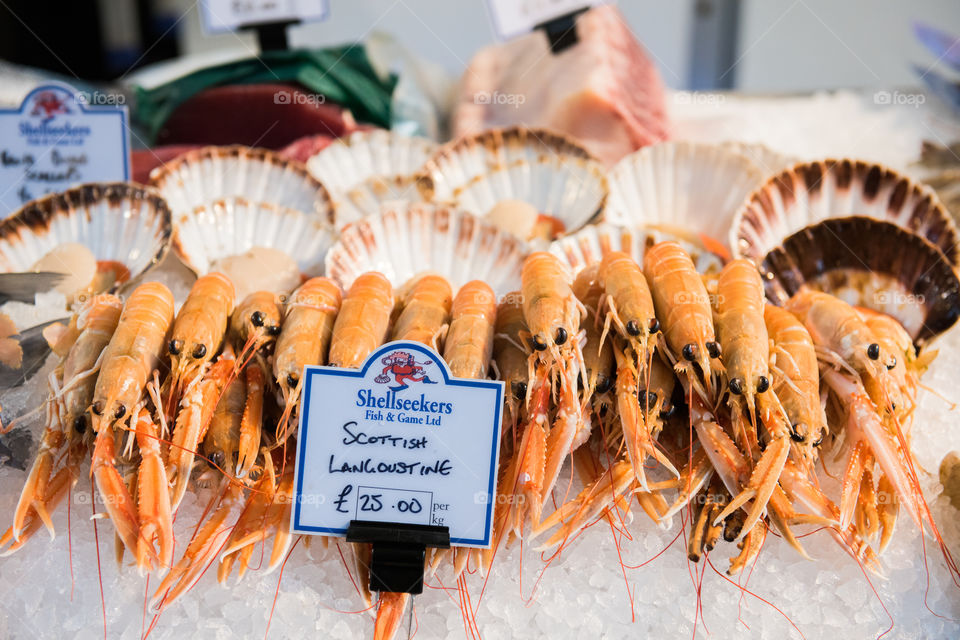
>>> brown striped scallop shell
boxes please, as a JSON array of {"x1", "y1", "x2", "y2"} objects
[
  {"x1": 760, "y1": 216, "x2": 960, "y2": 345},
  {"x1": 0, "y1": 182, "x2": 171, "y2": 290},
  {"x1": 732, "y1": 158, "x2": 959, "y2": 268}
]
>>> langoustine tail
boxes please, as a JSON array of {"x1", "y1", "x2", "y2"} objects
[{"x1": 373, "y1": 592, "x2": 410, "y2": 640}]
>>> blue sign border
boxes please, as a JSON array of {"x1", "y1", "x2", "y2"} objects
[
  {"x1": 0, "y1": 82, "x2": 131, "y2": 183},
  {"x1": 292, "y1": 340, "x2": 504, "y2": 547}
]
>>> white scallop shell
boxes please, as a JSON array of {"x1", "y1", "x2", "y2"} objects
[
  {"x1": 730, "y1": 158, "x2": 960, "y2": 267},
  {"x1": 150, "y1": 145, "x2": 334, "y2": 223},
  {"x1": 172, "y1": 197, "x2": 335, "y2": 276},
  {"x1": 0, "y1": 183, "x2": 171, "y2": 288},
  {"x1": 305, "y1": 130, "x2": 435, "y2": 225},
  {"x1": 325, "y1": 202, "x2": 529, "y2": 297},
  {"x1": 421, "y1": 126, "x2": 598, "y2": 201},
  {"x1": 549, "y1": 223, "x2": 724, "y2": 277},
  {"x1": 434, "y1": 155, "x2": 607, "y2": 237},
  {"x1": 604, "y1": 141, "x2": 766, "y2": 247}
]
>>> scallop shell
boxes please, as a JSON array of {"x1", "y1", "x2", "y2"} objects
[
  {"x1": 604, "y1": 142, "x2": 766, "y2": 247},
  {"x1": 150, "y1": 145, "x2": 334, "y2": 223},
  {"x1": 433, "y1": 155, "x2": 608, "y2": 237},
  {"x1": 420, "y1": 126, "x2": 597, "y2": 201},
  {"x1": 722, "y1": 141, "x2": 797, "y2": 177},
  {"x1": 731, "y1": 158, "x2": 960, "y2": 267},
  {"x1": 0, "y1": 183, "x2": 171, "y2": 289},
  {"x1": 325, "y1": 202, "x2": 529, "y2": 297},
  {"x1": 549, "y1": 223, "x2": 725, "y2": 277},
  {"x1": 305, "y1": 130, "x2": 435, "y2": 225},
  {"x1": 761, "y1": 216, "x2": 960, "y2": 345},
  {"x1": 171, "y1": 197, "x2": 335, "y2": 276}
]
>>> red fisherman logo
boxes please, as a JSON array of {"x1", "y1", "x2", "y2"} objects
[
  {"x1": 374, "y1": 351, "x2": 438, "y2": 392},
  {"x1": 31, "y1": 91, "x2": 70, "y2": 121}
]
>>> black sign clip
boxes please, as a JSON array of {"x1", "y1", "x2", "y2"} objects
[
  {"x1": 346, "y1": 520, "x2": 451, "y2": 594},
  {"x1": 241, "y1": 20, "x2": 299, "y2": 52},
  {"x1": 535, "y1": 7, "x2": 589, "y2": 54}
]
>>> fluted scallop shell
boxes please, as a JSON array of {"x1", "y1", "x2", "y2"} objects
[
  {"x1": 549, "y1": 223, "x2": 724, "y2": 277},
  {"x1": 172, "y1": 197, "x2": 335, "y2": 276},
  {"x1": 432, "y1": 155, "x2": 608, "y2": 237},
  {"x1": 150, "y1": 145, "x2": 334, "y2": 222},
  {"x1": 0, "y1": 183, "x2": 171, "y2": 288},
  {"x1": 761, "y1": 216, "x2": 960, "y2": 344},
  {"x1": 732, "y1": 158, "x2": 960, "y2": 267},
  {"x1": 325, "y1": 202, "x2": 528, "y2": 297},
  {"x1": 420, "y1": 126, "x2": 597, "y2": 201},
  {"x1": 306, "y1": 130, "x2": 435, "y2": 225},
  {"x1": 604, "y1": 142, "x2": 766, "y2": 248}
]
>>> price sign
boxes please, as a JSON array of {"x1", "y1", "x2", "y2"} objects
[
  {"x1": 291, "y1": 341, "x2": 504, "y2": 547},
  {"x1": 200, "y1": 0, "x2": 330, "y2": 34},
  {"x1": 0, "y1": 83, "x2": 129, "y2": 217},
  {"x1": 485, "y1": 0, "x2": 603, "y2": 40}
]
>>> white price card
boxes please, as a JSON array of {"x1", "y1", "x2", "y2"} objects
[
  {"x1": 0, "y1": 83, "x2": 129, "y2": 218},
  {"x1": 201, "y1": 0, "x2": 330, "y2": 34},
  {"x1": 291, "y1": 341, "x2": 504, "y2": 547},
  {"x1": 485, "y1": 0, "x2": 603, "y2": 40}
]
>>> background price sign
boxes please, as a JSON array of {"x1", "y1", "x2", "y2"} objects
[
  {"x1": 200, "y1": 0, "x2": 330, "y2": 34},
  {"x1": 291, "y1": 341, "x2": 504, "y2": 547},
  {"x1": 0, "y1": 83, "x2": 129, "y2": 217},
  {"x1": 485, "y1": 0, "x2": 603, "y2": 40}
]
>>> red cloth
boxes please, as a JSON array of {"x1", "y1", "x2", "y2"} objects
[{"x1": 155, "y1": 83, "x2": 357, "y2": 150}]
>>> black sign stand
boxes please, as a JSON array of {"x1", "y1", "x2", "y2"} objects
[
  {"x1": 346, "y1": 520, "x2": 451, "y2": 594},
  {"x1": 534, "y1": 7, "x2": 589, "y2": 54},
  {"x1": 242, "y1": 20, "x2": 299, "y2": 52}
]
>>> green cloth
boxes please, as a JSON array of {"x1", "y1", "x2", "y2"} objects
[{"x1": 133, "y1": 45, "x2": 396, "y2": 144}]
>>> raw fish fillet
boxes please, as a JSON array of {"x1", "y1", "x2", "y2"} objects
[
  {"x1": 453, "y1": 5, "x2": 669, "y2": 166},
  {"x1": 278, "y1": 134, "x2": 337, "y2": 163},
  {"x1": 278, "y1": 124, "x2": 377, "y2": 163}
]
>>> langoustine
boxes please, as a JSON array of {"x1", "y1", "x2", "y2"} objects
[
  {"x1": 790, "y1": 290, "x2": 956, "y2": 571},
  {"x1": 434, "y1": 280, "x2": 497, "y2": 578},
  {"x1": 165, "y1": 274, "x2": 236, "y2": 509},
  {"x1": 597, "y1": 252, "x2": 676, "y2": 488},
  {"x1": 89, "y1": 282, "x2": 175, "y2": 571},
  {"x1": 2, "y1": 294, "x2": 123, "y2": 554},
  {"x1": 710, "y1": 259, "x2": 795, "y2": 539},
  {"x1": 511, "y1": 252, "x2": 586, "y2": 534},
  {"x1": 274, "y1": 277, "x2": 342, "y2": 440},
  {"x1": 227, "y1": 290, "x2": 284, "y2": 478}
]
